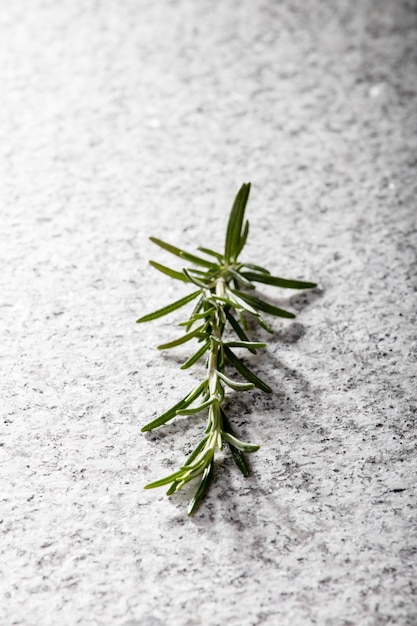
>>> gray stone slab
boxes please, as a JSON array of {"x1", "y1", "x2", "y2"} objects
[{"x1": 1, "y1": 1, "x2": 416, "y2": 625}]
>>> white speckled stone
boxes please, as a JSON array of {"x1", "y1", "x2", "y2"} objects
[{"x1": 1, "y1": 1, "x2": 416, "y2": 625}]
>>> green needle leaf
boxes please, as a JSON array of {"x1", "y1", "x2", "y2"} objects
[
  {"x1": 224, "y1": 346, "x2": 272, "y2": 393},
  {"x1": 240, "y1": 263, "x2": 271, "y2": 275},
  {"x1": 136, "y1": 290, "x2": 201, "y2": 323},
  {"x1": 197, "y1": 246, "x2": 224, "y2": 261},
  {"x1": 227, "y1": 267, "x2": 255, "y2": 289},
  {"x1": 221, "y1": 430, "x2": 260, "y2": 453},
  {"x1": 235, "y1": 219, "x2": 249, "y2": 259},
  {"x1": 178, "y1": 306, "x2": 216, "y2": 326},
  {"x1": 150, "y1": 237, "x2": 217, "y2": 269},
  {"x1": 187, "y1": 461, "x2": 214, "y2": 516},
  {"x1": 221, "y1": 410, "x2": 250, "y2": 477},
  {"x1": 166, "y1": 436, "x2": 209, "y2": 495},
  {"x1": 174, "y1": 464, "x2": 210, "y2": 489},
  {"x1": 149, "y1": 260, "x2": 190, "y2": 283},
  {"x1": 224, "y1": 309, "x2": 257, "y2": 353},
  {"x1": 224, "y1": 340, "x2": 267, "y2": 350},
  {"x1": 183, "y1": 268, "x2": 212, "y2": 289},
  {"x1": 180, "y1": 447, "x2": 213, "y2": 472},
  {"x1": 211, "y1": 294, "x2": 244, "y2": 309},
  {"x1": 186, "y1": 268, "x2": 215, "y2": 276},
  {"x1": 141, "y1": 379, "x2": 207, "y2": 431},
  {"x1": 141, "y1": 398, "x2": 186, "y2": 432},
  {"x1": 180, "y1": 341, "x2": 210, "y2": 369},
  {"x1": 224, "y1": 183, "x2": 251, "y2": 262},
  {"x1": 216, "y1": 370, "x2": 255, "y2": 392},
  {"x1": 182, "y1": 295, "x2": 204, "y2": 331},
  {"x1": 176, "y1": 396, "x2": 214, "y2": 415},
  {"x1": 224, "y1": 290, "x2": 258, "y2": 315},
  {"x1": 183, "y1": 435, "x2": 210, "y2": 466},
  {"x1": 228, "y1": 444, "x2": 249, "y2": 476},
  {"x1": 144, "y1": 468, "x2": 186, "y2": 489},
  {"x1": 241, "y1": 271, "x2": 317, "y2": 290},
  {"x1": 230, "y1": 289, "x2": 296, "y2": 319},
  {"x1": 254, "y1": 315, "x2": 274, "y2": 334},
  {"x1": 157, "y1": 325, "x2": 206, "y2": 350},
  {"x1": 165, "y1": 482, "x2": 178, "y2": 496}
]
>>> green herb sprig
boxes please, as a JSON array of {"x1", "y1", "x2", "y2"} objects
[{"x1": 137, "y1": 183, "x2": 316, "y2": 515}]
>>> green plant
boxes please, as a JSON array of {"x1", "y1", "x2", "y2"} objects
[{"x1": 137, "y1": 183, "x2": 316, "y2": 515}]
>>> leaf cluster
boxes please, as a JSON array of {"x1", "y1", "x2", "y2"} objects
[{"x1": 137, "y1": 183, "x2": 316, "y2": 515}]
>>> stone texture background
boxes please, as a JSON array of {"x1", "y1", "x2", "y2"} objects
[{"x1": 1, "y1": 1, "x2": 416, "y2": 625}]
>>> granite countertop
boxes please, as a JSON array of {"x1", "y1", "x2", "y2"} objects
[{"x1": 1, "y1": 1, "x2": 416, "y2": 625}]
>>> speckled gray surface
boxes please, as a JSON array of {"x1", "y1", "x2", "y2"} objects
[{"x1": 1, "y1": 1, "x2": 416, "y2": 625}]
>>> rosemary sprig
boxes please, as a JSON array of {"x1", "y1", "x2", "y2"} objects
[{"x1": 137, "y1": 183, "x2": 316, "y2": 515}]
